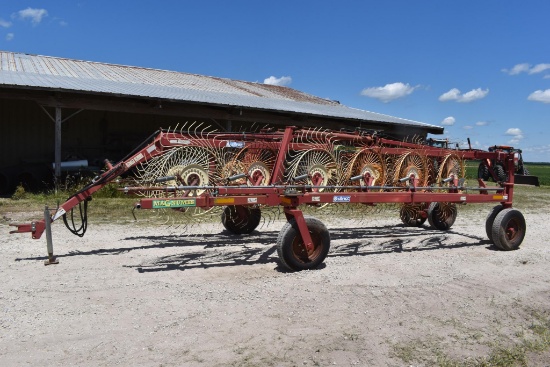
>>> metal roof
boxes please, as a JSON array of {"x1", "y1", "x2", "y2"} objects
[{"x1": 0, "y1": 51, "x2": 441, "y2": 131}]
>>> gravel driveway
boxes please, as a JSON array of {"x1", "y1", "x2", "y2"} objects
[{"x1": 1, "y1": 206, "x2": 549, "y2": 366}]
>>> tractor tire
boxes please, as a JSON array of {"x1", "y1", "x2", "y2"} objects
[
  {"x1": 478, "y1": 163, "x2": 490, "y2": 181},
  {"x1": 494, "y1": 164, "x2": 507, "y2": 182}
]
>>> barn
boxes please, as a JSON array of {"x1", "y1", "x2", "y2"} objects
[{"x1": 0, "y1": 51, "x2": 443, "y2": 195}]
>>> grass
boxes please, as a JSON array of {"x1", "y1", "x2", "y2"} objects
[
  {"x1": 465, "y1": 162, "x2": 550, "y2": 186},
  {"x1": 391, "y1": 310, "x2": 550, "y2": 366},
  {"x1": 0, "y1": 183, "x2": 160, "y2": 224},
  {"x1": 2, "y1": 168, "x2": 550, "y2": 224}
]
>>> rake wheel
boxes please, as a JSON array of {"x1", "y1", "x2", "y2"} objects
[
  {"x1": 221, "y1": 205, "x2": 262, "y2": 234},
  {"x1": 227, "y1": 147, "x2": 276, "y2": 185},
  {"x1": 286, "y1": 149, "x2": 338, "y2": 191},
  {"x1": 437, "y1": 154, "x2": 465, "y2": 186},
  {"x1": 427, "y1": 202, "x2": 457, "y2": 230},
  {"x1": 346, "y1": 148, "x2": 386, "y2": 188},
  {"x1": 393, "y1": 152, "x2": 428, "y2": 187},
  {"x1": 135, "y1": 146, "x2": 215, "y2": 197},
  {"x1": 221, "y1": 159, "x2": 247, "y2": 185},
  {"x1": 248, "y1": 161, "x2": 271, "y2": 186},
  {"x1": 400, "y1": 203, "x2": 427, "y2": 227}
]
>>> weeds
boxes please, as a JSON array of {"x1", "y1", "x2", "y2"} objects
[
  {"x1": 11, "y1": 184, "x2": 28, "y2": 200},
  {"x1": 391, "y1": 311, "x2": 550, "y2": 366}
]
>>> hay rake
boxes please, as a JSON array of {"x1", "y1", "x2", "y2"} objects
[{"x1": 10, "y1": 125, "x2": 532, "y2": 271}]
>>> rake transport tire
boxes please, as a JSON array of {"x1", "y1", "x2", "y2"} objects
[
  {"x1": 427, "y1": 202, "x2": 457, "y2": 230},
  {"x1": 491, "y1": 208, "x2": 526, "y2": 251},
  {"x1": 485, "y1": 205, "x2": 504, "y2": 242},
  {"x1": 277, "y1": 216, "x2": 330, "y2": 271},
  {"x1": 221, "y1": 205, "x2": 261, "y2": 235}
]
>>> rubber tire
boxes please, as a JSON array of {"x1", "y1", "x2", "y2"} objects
[
  {"x1": 494, "y1": 164, "x2": 507, "y2": 182},
  {"x1": 478, "y1": 163, "x2": 490, "y2": 180},
  {"x1": 491, "y1": 208, "x2": 526, "y2": 251},
  {"x1": 221, "y1": 205, "x2": 261, "y2": 235},
  {"x1": 276, "y1": 216, "x2": 330, "y2": 271},
  {"x1": 400, "y1": 205, "x2": 427, "y2": 227},
  {"x1": 427, "y1": 202, "x2": 457, "y2": 230},
  {"x1": 485, "y1": 205, "x2": 504, "y2": 242}
]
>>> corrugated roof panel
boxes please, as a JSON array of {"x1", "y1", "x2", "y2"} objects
[{"x1": 0, "y1": 51, "x2": 442, "y2": 130}]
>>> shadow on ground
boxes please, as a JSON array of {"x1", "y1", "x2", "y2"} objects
[{"x1": 15, "y1": 223, "x2": 491, "y2": 273}]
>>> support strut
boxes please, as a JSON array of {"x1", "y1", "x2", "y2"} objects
[
  {"x1": 44, "y1": 206, "x2": 58, "y2": 265},
  {"x1": 284, "y1": 208, "x2": 314, "y2": 253}
]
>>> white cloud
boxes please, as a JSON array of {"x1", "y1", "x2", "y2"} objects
[
  {"x1": 441, "y1": 116, "x2": 455, "y2": 126},
  {"x1": 502, "y1": 63, "x2": 530, "y2": 75},
  {"x1": 505, "y1": 128, "x2": 523, "y2": 136},
  {"x1": 14, "y1": 8, "x2": 48, "y2": 25},
  {"x1": 475, "y1": 121, "x2": 489, "y2": 126},
  {"x1": 528, "y1": 89, "x2": 550, "y2": 104},
  {"x1": 502, "y1": 63, "x2": 550, "y2": 76},
  {"x1": 523, "y1": 145, "x2": 550, "y2": 156},
  {"x1": 6, "y1": 33, "x2": 14, "y2": 41},
  {"x1": 263, "y1": 76, "x2": 292, "y2": 86},
  {"x1": 439, "y1": 88, "x2": 489, "y2": 103},
  {"x1": 438, "y1": 88, "x2": 461, "y2": 102},
  {"x1": 529, "y1": 63, "x2": 550, "y2": 74},
  {"x1": 0, "y1": 19, "x2": 12, "y2": 28},
  {"x1": 360, "y1": 82, "x2": 418, "y2": 103},
  {"x1": 505, "y1": 128, "x2": 524, "y2": 144},
  {"x1": 463, "y1": 125, "x2": 473, "y2": 130},
  {"x1": 459, "y1": 88, "x2": 490, "y2": 103}
]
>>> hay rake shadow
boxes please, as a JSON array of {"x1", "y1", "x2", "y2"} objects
[{"x1": 10, "y1": 124, "x2": 532, "y2": 271}]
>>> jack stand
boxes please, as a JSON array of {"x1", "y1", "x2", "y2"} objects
[{"x1": 43, "y1": 205, "x2": 59, "y2": 265}]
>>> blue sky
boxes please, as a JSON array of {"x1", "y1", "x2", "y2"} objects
[{"x1": 1, "y1": 1, "x2": 549, "y2": 161}]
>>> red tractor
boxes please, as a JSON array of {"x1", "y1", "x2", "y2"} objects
[{"x1": 478, "y1": 146, "x2": 539, "y2": 186}]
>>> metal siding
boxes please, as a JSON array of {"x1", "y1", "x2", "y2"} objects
[{"x1": 0, "y1": 51, "x2": 441, "y2": 130}]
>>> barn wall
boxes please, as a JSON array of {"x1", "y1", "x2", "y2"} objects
[
  {"x1": 0, "y1": 96, "x2": 432, "y2": 195},
  {"x1": 0, "y1": 99, "x2": 199, "y2": 194}
]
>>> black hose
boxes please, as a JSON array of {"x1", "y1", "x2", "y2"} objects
[
  {"x1": 61, "y1": 130, "x2": 163, "y2": 237},
  {"x1": 62, "y1": 200, "x2": 88, "y2": 237}
]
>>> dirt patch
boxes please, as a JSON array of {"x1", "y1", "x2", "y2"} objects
[{"x1": 1, "y1": 207, "x2": 549, "y2": 366}]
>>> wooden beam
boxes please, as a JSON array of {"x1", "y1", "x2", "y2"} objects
[{"x1": 54, "y1": 107, "x2": 62, "y2": 180}]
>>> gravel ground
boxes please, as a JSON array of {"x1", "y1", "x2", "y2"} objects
[{"x1": 1, "y1": 206, "x2": 550, "y2": 366}]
